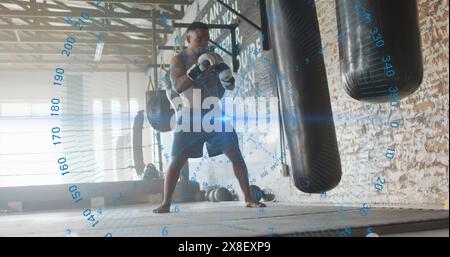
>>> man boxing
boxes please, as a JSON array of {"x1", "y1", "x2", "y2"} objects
[{"x1": 153, "y1": 22, "x2": 266, "y2": 213}]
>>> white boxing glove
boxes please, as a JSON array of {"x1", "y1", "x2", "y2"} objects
[
  {"x1": 186, "y1": 52, "x2": 223, "y2": 81},
  {"x1": 197, "y1": 52, "x2": 223, "y2": 70}
]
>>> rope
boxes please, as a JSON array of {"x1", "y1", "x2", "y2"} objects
[{"x1": 174, "y1": 27, "x2": 184, "y2": 55}]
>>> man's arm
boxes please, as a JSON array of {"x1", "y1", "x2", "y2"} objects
[{"x1": 170, "y1": 55, "x2": 195, "y2": 94}]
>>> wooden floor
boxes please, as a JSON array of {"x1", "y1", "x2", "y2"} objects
[{"x1": 0, "y1": 202, "x2": 448, "y2": 237}]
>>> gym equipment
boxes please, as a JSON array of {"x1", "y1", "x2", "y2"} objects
[
  {"x1": 175, "y1": 180, "x2": 200, "y2": 203},
  {"x1": 228, "y1": 189, "x2": 239, "y2": 201},
  {"x1": 195, "y1": 190, "x2": 206, "y2": 202},
  {"x1": 214, "y1": 63, "x2": 235, "y2": 91},
  {"x1": 186, "y1": 52, "x2": 222, "y2": 81},
  {"x1": 214, "y1": 187, "x2": 233, "y2": 202},
  {"x1": 207, "y1": 189, "x2": 213, "y2": 201},
  {"x1": 266, "y1": 0, "x2": 342, "y2": 193},
  {"x1": 145, "y1": 77, "x2": 175, "y2": 132},
  {"x1": 262, "y1": 188, "x2": 275, "y2": 202},
  {"x1": 132, "y1": 111, "x2": 145, "y2": 177},
  {"x1": 209, "y1": 188, "x2": 218, "y2": 202},
  {"x1": 206, "y1": 190, "x2": 211, "y2": 201},
  {"x1": 190, "y1": 180, "x2": 200, "y2": 192},
  {"x1": 336, "y1": 0, "x2": 423, "y2": 103},
  {"x1": 205, "y1": 188, "x2": 214, "y2": 202},
  {"x1": 142, "y1": 163, "x2": 160, "y2": 180},
  {"x1": 249, "y1": 185, "x2": 263, "y2": 202}
]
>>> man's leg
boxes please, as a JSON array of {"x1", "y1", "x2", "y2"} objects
[
  {"x1": 223, "y1": 148, "x2": 266, "y2": 208},
  {"x1": 153, "y1": 154, "x2": 188, "y2": 213}
]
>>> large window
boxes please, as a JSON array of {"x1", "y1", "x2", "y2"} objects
[
  {"x1": 0, "y1": 70, "x2": 146, "y2": 187},
  {"x1": 0, "y1": 102, "x2": 58, "y2": 187}
]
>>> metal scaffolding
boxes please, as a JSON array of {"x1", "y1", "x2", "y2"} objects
[{"x1": 0, "y1": 0, "x2": 195, "y2": 71}]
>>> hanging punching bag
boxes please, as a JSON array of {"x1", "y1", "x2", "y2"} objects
[
  {"x1": 336, "y1": 0, "x2": 423, "y2": 103},
  {"x1": 145, "y1": 85, "x2": 175, "y2": 133},
  {"x1": 266, "y1": 0, "x2": 342, "y2": 193},
  {"x1": 145, "y1": 73, "x2": 176, "y2": 132}
]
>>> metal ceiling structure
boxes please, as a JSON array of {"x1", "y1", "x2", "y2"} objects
[{"x1": 0, "y1": 0, "x2": 195, "y2": 71}]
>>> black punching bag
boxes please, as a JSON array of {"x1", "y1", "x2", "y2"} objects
[
  {"x1": 336, "y1": 0, "x2": 423, "y2": 103},
  {"x1": 145, "y1": 90, "x2": 175, "y2": 132},
  {"x1": 266, "y1": 0, "x2": 342, "y2": 193}
]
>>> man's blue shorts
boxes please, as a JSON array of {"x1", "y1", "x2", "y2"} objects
[{"x1": 171, "y1": 108, "x2": 241, "y2": 158}]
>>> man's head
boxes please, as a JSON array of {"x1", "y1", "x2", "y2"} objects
[{"x1": 186, "y1": 22, "x2": 210, "y2": 52}]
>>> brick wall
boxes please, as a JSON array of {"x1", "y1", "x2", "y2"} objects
[{"x1": 311, "y1": 0, "x2": 449, "y2": 208}]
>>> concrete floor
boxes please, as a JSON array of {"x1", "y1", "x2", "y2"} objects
[
  {"x1": 0, "y1": 202, "x2": 448, "y2": 237},
  {"x1": 383, "y1": 229, "x2": 449, "y2": 237}
]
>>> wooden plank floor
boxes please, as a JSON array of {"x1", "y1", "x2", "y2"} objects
[{"x1": 0, "y1": 202, "x2": 448, "y2": 237}]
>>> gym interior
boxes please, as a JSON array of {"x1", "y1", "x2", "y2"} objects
[{"x1": 0, "y1": 0, "x2": 448, "y2": 237}]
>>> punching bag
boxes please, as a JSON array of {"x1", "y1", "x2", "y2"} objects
[
  {"x1": 336, "y1": 0, "x2": 423, "y2": 103},
  {"x1": 266, "y1": 0, "x2": 342, "y2": 193},
  {"x1": 145, "y1": 89, "x2": 175, "y2": 132},
  {"x1": 132, "y1": 110, "x2": 145, "y2": 177}
]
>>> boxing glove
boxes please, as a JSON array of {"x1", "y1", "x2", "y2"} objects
[
  {"x1": 214, "y1": 63, "x2": 235, "y2": 90},
  {"x1": 186, "y1": 52, "x2": 223, "y2": 81}
]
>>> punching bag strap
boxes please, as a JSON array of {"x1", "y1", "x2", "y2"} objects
[
  {"x1": 174, "y1": 27, "x2": 184, "y2": 55},
  {"x1": 160, "y1": 56, "x2": 167, "y2": 73},
  {"x1": 147, "y1": 76, "x2": 156, "y2": 91}
]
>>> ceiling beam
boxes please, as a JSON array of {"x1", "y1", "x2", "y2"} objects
[
  {"x1": 0, "y1": 36, "x2": 158, "y2": 46},
  {"x1": 65, "y1": 0, "x2": 194, "y2": 4},
  {"x1": 0, "y1": 46, "x2": 151, "y2": 56},
  {"x1": 0, "y1": 58, "x2": 152, "y2": 65},
  {"x1": 0, "y1": 64, "x2": 148, "y2": 72},
  {"x1": 0, "y1": 23, "x2": 173, "y2": 34},
  {"x1": 14, "y1": 30, "x2": 21, "y2": 42},
  {"x1": 0, "y1": 6, "x2": 183, "y2": 20}
]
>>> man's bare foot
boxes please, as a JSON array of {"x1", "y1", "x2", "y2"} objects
[
  {"x1": 153, "y1": 204, "x2": 171, "y2": 214},
  {"x1": 246, "y1": 201, "x2": 266, "y2": 208}
]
